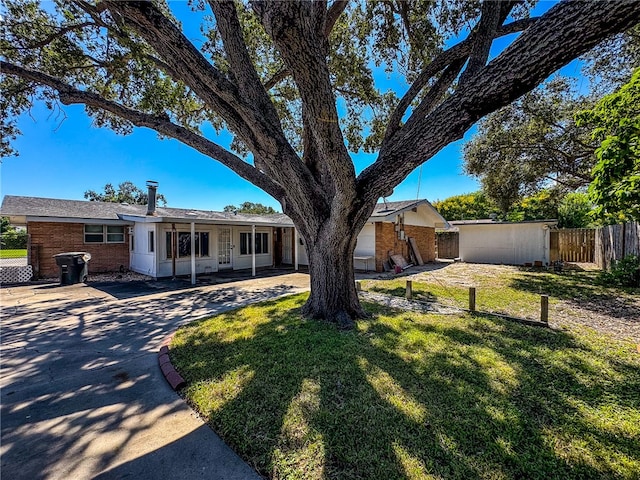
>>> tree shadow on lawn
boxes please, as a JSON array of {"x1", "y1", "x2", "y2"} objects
[
  {"x1": 508, "y1": 270, "x2": 640, "y2": 321},
  {"x1": 170, "y1": 297, "x2": 640, "y2": 479}
]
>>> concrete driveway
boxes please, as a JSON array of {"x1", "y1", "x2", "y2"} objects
[{"x1": 1, "y1": 273, "x2": 309, "y2": 479}]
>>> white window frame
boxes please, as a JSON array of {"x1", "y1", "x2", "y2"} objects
[
  {"x1": 239, "y1": 231, "x2": 269, "y2": 256},
  {"x1": 84, "y1": 225, "x2": 125, "y2": 244},
  {"x1": 165, "y1": 231, "x2": 210, "y2": 259}
]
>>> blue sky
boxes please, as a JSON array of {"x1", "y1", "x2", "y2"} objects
[{"x1": 1, "y1": 1, "x2": 567, "y2": 211}]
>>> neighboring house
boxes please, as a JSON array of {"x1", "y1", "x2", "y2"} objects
[
  {"x1": 451, "y1": 219, "x2": 557, "y2": 266},
  {"x1": 1, "y1": 191, "x2": 447, "y2": 279},
  {"x1": 297, "y1": 199, "x2": 448, "y2": 272}
]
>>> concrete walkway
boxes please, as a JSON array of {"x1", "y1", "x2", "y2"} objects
[{"x1": 1, "y1": 273, "x2": 309, "y2": 479}]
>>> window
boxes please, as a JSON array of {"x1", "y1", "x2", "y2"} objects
[
  {"x1": 84, "y1": 225, "x2": 125, "y2": 243},
  {"x1": 148, "y1": 231, "x2": 154, "y2": 253},
  {"x1": 84, "y1": 224, "x2": 104, "y2": 243},
  {"x1": 107, "y1": 225, "x2": 125, "y2": 243},
  {"x1": 240, "y1": 232, "x2": 269, "y2": 255},
  {"x1": 166, "y1": 231, "x2": 210, "y2": 258}
]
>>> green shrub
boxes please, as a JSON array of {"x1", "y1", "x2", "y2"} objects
[{"x1": 600, "y1": 254, "x2": 640, "y2": 287}]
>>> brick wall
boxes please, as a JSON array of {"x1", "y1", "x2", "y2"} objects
[
  {"x1": 374, "y1": 222, "x2": 435, "y2": 272},
  {"x1": 28, "y1": 222, "x2": 130, "y2": 278}
]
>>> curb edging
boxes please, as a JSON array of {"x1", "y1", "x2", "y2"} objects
[{"x1": 158, "y1": 333, "x2": 187, "y2": 391}]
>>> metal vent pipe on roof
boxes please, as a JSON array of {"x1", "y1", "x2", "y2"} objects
[{"x1": 146, "y1": 180, "x2": 158, "y2": 216}]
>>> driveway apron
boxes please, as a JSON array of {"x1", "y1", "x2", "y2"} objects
[{"x1": 1, "y1": 273, "x2": 309, "y2": 479}]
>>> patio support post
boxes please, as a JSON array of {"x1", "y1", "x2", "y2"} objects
[
  {"x1": 190, "y1": 222, "x2": 196, "y2": 285},
  {"x1": 171, "y1": 223, "x2": 176, "y2": 279},
  {"x1": 294, "y1": 228, "x2": 299, "y2": 271},
  {"x1": 252, "y1": 224, "x2": 256, "y2": 277}
]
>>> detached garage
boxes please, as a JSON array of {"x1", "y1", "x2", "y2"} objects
[{"x1": 452, "y1": 219, "x2": 557, "y2": 266}]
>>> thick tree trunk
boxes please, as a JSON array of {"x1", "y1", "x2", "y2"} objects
[{"x1": 300, "y1": 219, "x2": 367, "y2": 329}]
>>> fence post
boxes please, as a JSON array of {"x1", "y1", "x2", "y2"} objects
[
  {"x1": 541, "y1": 295, "x2": 549, "y2": 323},
  {"x1": 355, "y1": 281, "x2": 361, "y2": 292},
  {"x1": 406, "y1": 280, "x2": 412, "y2": 300},
  {"x1": 469, "y1": 287, "x2": 476, "y2": 312}
]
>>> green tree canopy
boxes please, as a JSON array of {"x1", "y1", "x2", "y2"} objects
[
  {"x1": 463, "y1": 26, "x2": 640, "y2": 214},
  {"x1": 464, "y1": 78, "x2": 596, "y2": 213},
  {"x1": 2, "y1": 0, "x2": 639, "y2": 325},
  {"x1": 223, "y1": 202, "x2": 278, "y2": 214},
  {"x1": 433, "y1": 191, "x2": 499, "y2": 221},
  {"x1": 577, "y1": 69, "x2": 640, "y2": 223},
  {"x1": 1, "y1": 217, "x2": 16, "y2": 235},
  {"x1": 84, "y1": 181, "x2": 167, "y2": 206},
  {"x1": 557, "y1": 192, "x2": 595, "y2": 228}
]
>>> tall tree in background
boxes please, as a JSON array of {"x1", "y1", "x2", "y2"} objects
[
  {"x1": 2, "y1": 1, "x2": 639, "y2": 326},
  {"x1": 464, "y1": 78, "x2": 596, "y2": 214},
  {"x1": 577, "y1": 69, "x2": 640, "y2": 222},
  {"x1": 224, "y1": 202, "x2": 278, "y2": 214},
  {"x1": 84, "y1": 181, "x2": 168, "y2": 206},
  {"x1": 432, "y1": 191, "x2": 499, "y2": 221},
  {"x1": 464, "y1": 26, "x2": 640, "y2": 214}
]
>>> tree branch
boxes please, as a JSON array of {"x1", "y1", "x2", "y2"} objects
[
  {"x1": 325, "y1": 0, "x2": 349, "y2": 37},
  {"x1": 262, "y1": 0, "x2": 349, "y2": 91},
  {"x1": 102, "y1": 1, "x2": 272, "y2": 155},
  {"x1": 207, "y1": 0, "x2": 278, "y2": 123},
  {"x1": 384, "y1": 17, "x2": 537, "y2": 142},
  {"x1": 255, "y1": 0, "x2": 356, "y2": 211},
  {"x1": 458, "y1": 0, "x2": 502, "y2": 85},
  {"x1": 23, "y1": 21, "x2": 96, "y2": 49},
  {"x1": 1, "y1": 60, "x2": 285, "y2": 200},
  {"x1": 361, "y1": 0, "x2": 640, "y2": 207},
  {"x1": 411, "y1": 57, "x2": 466, "y2": 120}
]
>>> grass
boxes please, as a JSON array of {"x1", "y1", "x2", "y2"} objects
[
  {"x1": 361, "y1": 267, "x2": 639, "y2": 322},
  {"x1": 0, "y1": 249, "x2": 27, "y2": 259},
  {"x1": 171, "y1": 293, "x2": 640, "y2": 479}
]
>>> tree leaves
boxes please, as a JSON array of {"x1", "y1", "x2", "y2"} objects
[{"x1": 84, "y1": 181, "x2": 168, "y2": 206}]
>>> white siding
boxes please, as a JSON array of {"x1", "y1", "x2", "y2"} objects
[
  {"x1": 458, "y1": 223, "x2": 551, "y2": 265},
  {"x1": 355, "y1": 224, "x2": 375, "y2": 256},
  {"x1": 297, "y1": 235, "x2": 309, "y2": 266},
  {"x1": 403, "y1": 210, "x2": 430, "y2": 227},
  {"x1": 129, "y1": 223, "x2": 157, "y2": 277},
  {"x1": 354, "y1": 223, "x2": 375, "y2": 270}
]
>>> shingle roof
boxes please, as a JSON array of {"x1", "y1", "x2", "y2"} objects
[
  {"x1": 449, "y1": 219, "x2": 557, "y2": 225},
  {"x1": 1, "y1": 196, "x2": 145, "y2": 220},
  {"x1": 0, "y1": 195, "x2": 292, "y2": 226},
  {"x1": 1, "y1": 195, "x2": 442, "y2": 227},
  {"x1": 370, "y1": 199, "x2": 431, "y2": 217}
]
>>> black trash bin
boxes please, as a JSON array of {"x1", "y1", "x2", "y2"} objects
[{"x1": 53, "y1": 252, "x2": 92, "y2": 285}]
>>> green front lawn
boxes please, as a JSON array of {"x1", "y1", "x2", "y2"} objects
[
  {"x1": 361, "y1": 266, "x2": 639, "y2": 322},
  {"x1": 0, "y1": 249, "x2": 27, "y2": 259},
  {"x1": 171, "y1": 293, "x2": 640, "y2": 479}
]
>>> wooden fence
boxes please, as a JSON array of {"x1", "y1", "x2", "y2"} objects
[
  {"x1": 436, "y1": 232, "x2": 459, "y2": 259},
  {"x1": 595, "y1": 221, "x2": 640, "y2": 270},
  {"x1": 550, "y1": 229, "x2": 595, "y2": 263}
]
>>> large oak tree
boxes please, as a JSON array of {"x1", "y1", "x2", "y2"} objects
[{"x1": 2, "y1": 0, "x2": 639, "y2": 327}]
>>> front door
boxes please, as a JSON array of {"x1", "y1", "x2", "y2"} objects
[{"x1": 218, "y1": 227, "x2": 232, "y2": 269}]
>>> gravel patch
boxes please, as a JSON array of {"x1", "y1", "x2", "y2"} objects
[{"x1": 359, "y1": 291, "x2": 462, "y2": 315}]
